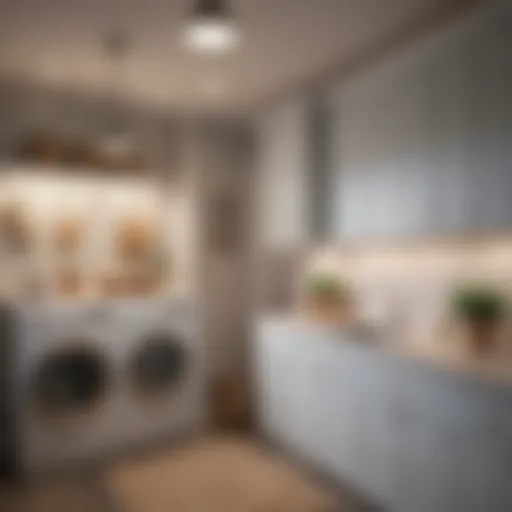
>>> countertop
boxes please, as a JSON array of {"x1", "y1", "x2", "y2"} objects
[{"x1": 257, "y1": 313, "x2": 512, "y2": 387}]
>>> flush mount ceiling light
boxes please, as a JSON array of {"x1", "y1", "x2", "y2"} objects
[{"x1": 182, "y1": 0, "x2": 240, "y2": 55}]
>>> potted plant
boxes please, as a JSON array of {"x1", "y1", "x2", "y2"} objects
[
  {"x1": 306, "y1": 272, "x2": 352, "y2": 323},
  {"x1": 451, "y1": 284, "x2": 508, "y2": 354}
]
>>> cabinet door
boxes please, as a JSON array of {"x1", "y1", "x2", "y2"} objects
[
  {"x1": 254, "y1": 326, "x2": 288, "y2": 439},
  {"x1": 393, "y1": 368, "x2": 512, "y2": 512},
  {"x1": 333, "y1": 79, "x2": 374, "y2": 240},
  {"x1": 393, "y1": 369, "x2": 456, "y2": 512},
  {"x1": 277, "y1": 332, "x2": 320, "y2": 454},
  {"x1": 378, "y1": 46, "x2": 431, "y2": 238},
  {"x1": 350, "y1": 354, "x2": 399, "y2": 507},
  {"x1": 322, "y1": 345, "x2": 366, "y2": 485},
  {"x1": 332, "y1": 44, "x2": 431, "y2": 240},
  {"x1": 461, "y1": 7, "x2": 512, "y2": 231},
  {"x1": 440, "y1": 381, "x2": 512, "y2": 512},
  {"x1": 330, "y1": 1, "x2": 512, "y2": 241},
  {"x1": 292, "y1": 340, "x2": 362, "y2": 481},
  {"x1": 299, "y1": 343, "x2": 399, "y2": 506},
  {"x1": 307, "y1": 94, "x2": 334, "y2": 242},
  {"x1": 421, "y1": 25, "x2": 468, "y2": 234},
  {"x1": 255, "y1": 324, "x2": 318, "y2": 450},
  {"x1": 258, "y1": 100, "x2": 308, "y2": 248}
]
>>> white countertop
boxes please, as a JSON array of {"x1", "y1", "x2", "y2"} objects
[{"x1": 257, "y1": 313, "x2": 512, "y2": 386}]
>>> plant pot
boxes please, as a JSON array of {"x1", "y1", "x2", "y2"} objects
[
  {"x1": 0, "y1": 205, "x2": 32, "y2": 254},
  {"x1": 307, "y1": 296, "x2": 352, "y2": 325},
  {"x1": 462, "y1": 318, "x2": 499, "y2": 355},
  {"x1": 116, "y1": 217, "x2": 155, "y2": 262},
  {"x1": 57, "y1": 269, "x2": 82, "y2": 297},
  {"x1": 54, "y1": 218, "x2": 83, "y2": 254}
]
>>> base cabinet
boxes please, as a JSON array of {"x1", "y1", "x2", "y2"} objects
[{"x1": 254, "y1": 319, "x2": 512, "y2": 512}]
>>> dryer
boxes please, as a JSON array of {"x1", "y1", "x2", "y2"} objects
[
  {"x1": 7, "y1": 301, "x2": 119, "y2": 475},
  {"x1": 107, "y1": 298, "x2": 205, "y2": 450}
]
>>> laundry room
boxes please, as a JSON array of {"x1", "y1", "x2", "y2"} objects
[
  {"x1": 0, "y1": 16, "x2": 260, "y2": 505},
  {"x1": 2, "y1": 0, "x2": 512, "y2": 511}
]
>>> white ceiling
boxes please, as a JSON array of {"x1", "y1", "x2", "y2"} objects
[{"x1": 0, "y1": 0, "x2": 446, "y2": 113}]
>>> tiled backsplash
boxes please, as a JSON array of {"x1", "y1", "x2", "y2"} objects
[{"x1": 301, "y1": 238, "x2": 512, "y2": 350}]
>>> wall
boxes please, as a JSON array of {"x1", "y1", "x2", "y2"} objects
[
  {"x1": 0, "y1": 78, "x2": 181, "y2": 170},
  {"x1": 0, "y1": 78, "x2": 257, "y2": 378},
  {"x1": 0, "y1": 77, "x2": 200, "y2": 296},
  {"x1": 303, "y1": 237, "x2": 512, "y2": 358},
  {"x1": 199, "y1": 120, "x2": 255, "y2": 380}
]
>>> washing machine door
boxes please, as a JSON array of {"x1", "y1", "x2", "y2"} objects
[
  {"x1": 32, "y1": 342, "x2": 109, "y2": 421},
  {"x1": 130, "y1": 332, "x2": 188, "y2": 399}
]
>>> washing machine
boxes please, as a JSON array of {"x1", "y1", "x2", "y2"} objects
[
  {"x1": 7, "y1": 301, "x2": 120, "y2": 476},
  {"x1": 107, "y1": 298, "x2": 205, "y2": 450}
]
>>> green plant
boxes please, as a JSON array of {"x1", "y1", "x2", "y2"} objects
[
  {"x1": 451, "y1": 284, "x2": 508, "y2": 324},
  {"x1": 308, "y1": 273, "x2": 348, "y2": 302}
]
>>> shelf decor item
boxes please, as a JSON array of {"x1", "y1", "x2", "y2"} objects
[
  {"x1": 57, "y1": 268, "x2": 82, "y2": 297},
  {"x1": 116, "y1": 216, "x2": 156, "y2": 262},
  {"x1": 0, "y1": 203, "x2": 32, "y2": 254},
  {"x1": 306, "y1": 272, "x2": 353, "y2": 324},
  {"x1": 53, "y1": 217, "x2": 84, "y2": 255},
  {"x1": 99, "y1": 270, "x2": 128, "y2": 298},
  {"x1": 451, "y1": 284, "x2": 508, "y2": 355},
  {"x1": 18, "y1": 131, "x2": 64, "y2": 163}
]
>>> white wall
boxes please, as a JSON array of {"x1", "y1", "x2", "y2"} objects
[{"x1": 303, "y1": 237, "x2": 512, "y2": 355}]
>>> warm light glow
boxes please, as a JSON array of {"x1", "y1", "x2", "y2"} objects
[{"x1": 182, "y1": 17, "x2": 240, "y2": 54}]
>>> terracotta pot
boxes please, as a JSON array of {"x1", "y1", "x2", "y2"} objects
[
  {"x1": 462, "y1": 318, "x2": 499, "y2": 355},
  {"x1": 307, "y1": 295, "x2": 352, "y2": 325},
  {"x1": 128, "y1": 271, "x2": 159, "y2": 296},
  {"x1": 54, "y1": 218, "x2": 83, "y2": 253},
  {"x1": 116, "y1": 217, "x2": 156, "y2": 261},
  {"x1": 57, "y1": 269, "x2": 81, "y2": 297},
  {"x1": 21, "y1": 132, "x2": 63, "y2": 163},
  {"x1": 99, "y1": 272, "x2": 127, "y2": 298},
  {"x1": 0, "y1": 204, "x2": 32, "y2": 253}
]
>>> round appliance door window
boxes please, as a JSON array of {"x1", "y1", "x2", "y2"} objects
[
  {"x1": 32, "y1": 344, "x2": 109, "y2": 419},
  {"x1": 130, "y1": 333, "x2": 188, "y2": 398}
]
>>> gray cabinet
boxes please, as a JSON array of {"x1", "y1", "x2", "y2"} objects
[
  {"x1": 254, "y1": 324, "x2": 301, "y2": 442},
  {"x1": 332, "y1": 37, "x2": 434, "y2": 240},
  {"x1": 349, "y1": 353, "x2": 398, "y2": 507},
  {"x1": 255, "y1": 318, "x2": 512, "y2": 512},
  {"x1": 297, "y1": 341, "x2": 362, "y2": 480},
  {"x1": 330, "y1": 1, "x2": 512, "y2": 241},
  {"x1": 393, "y1": 369, "x2": 460, "y2": 512},
  {"x1": 255, "y1": 2, "x2": 511, "y2": 244},
  {"x1": 422, "y1": 25, "x2": 468, "y2": 234},
  {"x1": 461, "y1": 6, "x2": 512, "y2": 232}
]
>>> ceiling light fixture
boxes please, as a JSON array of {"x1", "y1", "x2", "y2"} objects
[{"x1": 182, "y1": 0, "x2": 240, "y2": 55}]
